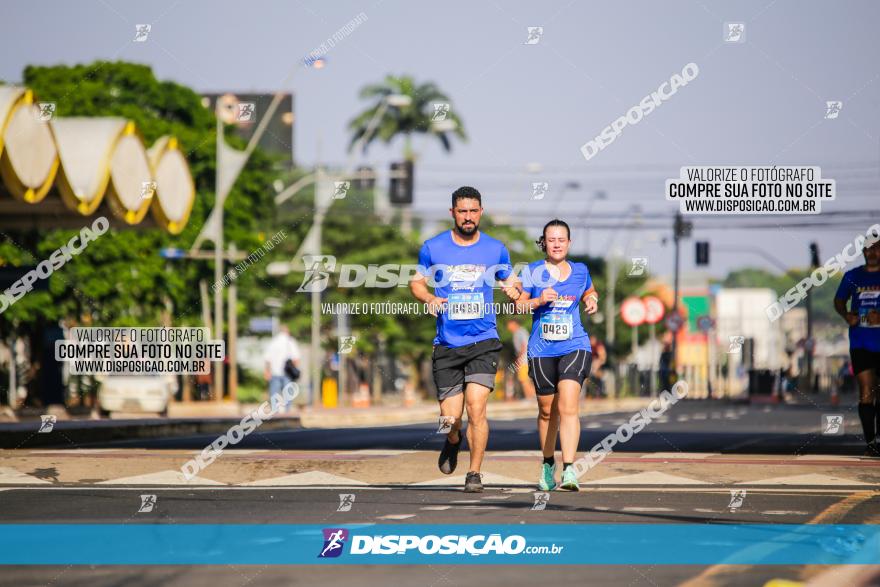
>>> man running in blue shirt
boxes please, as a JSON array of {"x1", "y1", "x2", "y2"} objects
[
  {"x1": 409, "y1": 186, "x2": 520, "y2": 492},
  {"x1": 835, "y1": 238, "x2": 880, "y2": 456}
]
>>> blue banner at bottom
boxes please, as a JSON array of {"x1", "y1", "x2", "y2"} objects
[{"x1": 1, "y1": 524, "x2": 878, "y2": 565}]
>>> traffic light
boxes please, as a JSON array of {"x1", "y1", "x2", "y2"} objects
[
  {"x1": 695, "y1": 241, "x2": 709, "y2": 265},
  {"x1": 389, "y1": 161, "x2": 414, "y2": 204},
  {"x1": 354, "y1": 166, "x2": 375, "y2": 191},
  {"x1": 809, "y1": 242, "x2": 820, "y2": 268}
]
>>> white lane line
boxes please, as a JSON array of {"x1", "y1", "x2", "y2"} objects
[
  {"x1": 411, "y1": 473, "x2": 532, "y2": 487},
  {"x1": 693, "y1": 508, "x2": 716, "y2": 513},
  {"x1": 622, "y1": 507, "x2": 675, "y2": 512},
  {"x1": 738, "y1": 474, "x2": 872, "y2": 487},
  {"x1": 677, "y1": 415, "x2": 691, "y2": 422},
  {"x1": 584, "y1": 472, "x2": 709, "y2": 485},
  {"x1": 762, "y1": 510, "x2": 810, "y2": 515},
  {"x1": 450, "y1": 499, "x2": 480, "y2": 504},
  {"x1": 584, "y1": 423, "x2": 602, "y2": 429},
  {"x1": 97, "y1": 470, "x2": 224, "y2": 486},
  {"x1": 482, "y1": 495, "x2": 512, "y2": 500},
  {"x1": 693, "y1": 414, "x2": 708, "y2": 420},
  {"x1": 420, "y1": 506, "x2": 452, "y2": 511},
  {"x1": 377, "y1": 514, "x2": 415, "y2": 520},
  {"x1": 241, "y1": 472, "x2": 368, "y2": 486}
]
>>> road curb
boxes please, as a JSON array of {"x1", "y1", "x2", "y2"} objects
[{"x1": 0, "y1": 417, "x2": 302, "y2": 449}]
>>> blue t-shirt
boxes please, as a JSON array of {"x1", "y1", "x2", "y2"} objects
[
  {"x1": 835, "y1": 265, "x2": 880, "y2": 352},
  {"x1": 526, "y1": 260, "x2": 592, "y2": 358},
  {"x1": 417, "y1": 231, "x2": 512, "y2": 348}
]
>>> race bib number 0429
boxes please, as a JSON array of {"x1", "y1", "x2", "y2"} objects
[{"x1": 540, "y1": 314, "x2": 572, "y2": 340}]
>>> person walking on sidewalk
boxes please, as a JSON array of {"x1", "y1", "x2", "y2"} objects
[
  {"x1": 834, "y1": 237, "x2": 880, "y2": 456},
  {"x1": 514, "y1": 219, "x2": 599, "y2": 491},
  {"x1": 409, "y1": 186, "x2": 521, "y2": 492},
  {"x1": 263, "y1": 325, "x2": 301, "y2": 413}
]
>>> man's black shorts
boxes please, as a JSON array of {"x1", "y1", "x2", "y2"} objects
[
  {"x1": 851, "y1": 347, "x2": 880, "y2": 375},
  {"x1": 528, "y1": 349, "x2": 593, "y2": 395},
  {"x1": 432, "y1": 338, "x2": 503, "y2": 400}
]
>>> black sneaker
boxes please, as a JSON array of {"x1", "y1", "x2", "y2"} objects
[
  {"x1": 438, "y1": 435, "x2": 462, "y2": 475},
  {"x1": 863, "y1": 444, "x2": 880, "y2": 458},
  {"x1": 464, "y1": 471, "x2": 483, "y2": 493}
]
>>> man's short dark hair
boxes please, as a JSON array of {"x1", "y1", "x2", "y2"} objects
[{"x1": 451, "y1": 186, "x2": 482, "y2": 208}]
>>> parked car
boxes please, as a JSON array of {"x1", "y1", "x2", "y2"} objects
[{"x1": 97, "y1": 373, "x2": 178, "y2": 416}]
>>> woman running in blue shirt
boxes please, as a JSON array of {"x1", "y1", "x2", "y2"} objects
[
  {"x1": 514, "y1": 219, "x2": 599, "y2": 490},
  {"x1": 834, "y1": 239, "x2": 880, "y2": 456}
]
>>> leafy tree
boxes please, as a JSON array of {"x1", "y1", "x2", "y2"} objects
[
  {"x1": 348, "y1": 74, "x2": 466, "y2": 159},
  {"x1": 0, "y1": 61, "x2": 281, "y2": 403}
]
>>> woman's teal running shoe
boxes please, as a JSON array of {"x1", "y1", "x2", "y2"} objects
[
  {"x1": 559, "y1": 465, "x2": 580, "y2": 491},
  {"x1": 538, "y1": 462, "x2": 557, "y2": 491}
]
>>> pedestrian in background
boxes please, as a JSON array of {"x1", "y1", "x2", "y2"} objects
[{"x1": 263, "y1": 325, "x2": 301, "y2": 413}]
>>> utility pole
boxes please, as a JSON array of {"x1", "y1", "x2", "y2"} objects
[
  {"x1": 805, "y1": 242, "x2": 820, "y2": 392},
  {"x1": 671, "y1": 213, "x2": 692, "y2": 373},
  {"x1": 213, "y1": 116, "x2": 225, "y2": 402}
]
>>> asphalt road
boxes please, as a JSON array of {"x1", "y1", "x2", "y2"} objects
[
  {"x1": 87, "y1": 399, "x2": 867, "y2": 455},
  {"x1": 2, "y1": 399, "x2": 878, "y2": 586}
]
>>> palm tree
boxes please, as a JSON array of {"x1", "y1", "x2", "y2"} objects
[{"x1": 348, "y1": 74, "x2": 467, "y2": 160}]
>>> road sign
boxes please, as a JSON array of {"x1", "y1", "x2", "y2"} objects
[
  {"x1": 620, "y1": 297, "x2": 647, "y2": 327},
  {"x1": 665, "y1": 312, "x2": 684, "y2": 332},
  {"x1": 249, "y1": 316, "x2": 276, "y2": 333},
  {"x1": 697, "y1": 315, "x2": 715, "y2": 332},
  {"x1": 643, "y1": 296, "x2": 665, "y2": 324},
  {"x1": 159, "y1": 248, "x2": 186, "y2": 259}
]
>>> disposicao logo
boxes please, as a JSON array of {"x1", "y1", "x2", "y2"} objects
[{"x1": 318, "y1": 528, "x2": 349, "y2": 558}]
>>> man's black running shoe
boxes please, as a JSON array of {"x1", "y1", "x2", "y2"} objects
[{"x1": 438, "y1": 436, "x2": 462, "y2": 474}]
